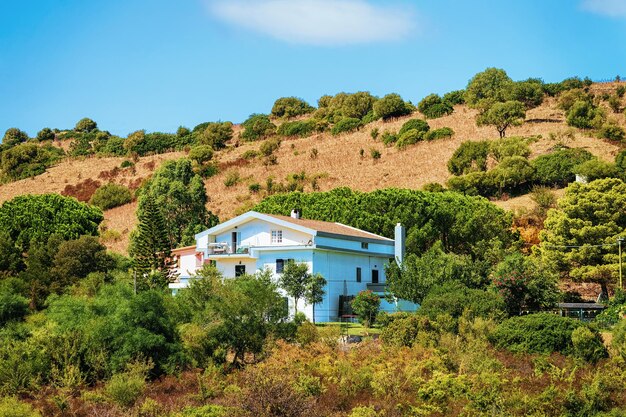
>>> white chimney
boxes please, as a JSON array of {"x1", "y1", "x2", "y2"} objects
[
  {"x1": 291, "y1": 209, "x2": 301, "y2": 219},
  {"x1": 394, "y1": 223, "x2": 405, "y2": 266}
]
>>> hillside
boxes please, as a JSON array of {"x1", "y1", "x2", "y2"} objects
[{"x1": 0, "y1": 83, "x2": 624, "y2": 254}]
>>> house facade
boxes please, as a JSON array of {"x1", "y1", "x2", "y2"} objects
[{"x1": 169, "y1": 210, "x2": 416, "y2": 322}]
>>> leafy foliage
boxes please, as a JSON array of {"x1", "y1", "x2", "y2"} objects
[
  {"x1": 271, "y1": 97, "x2": 315, "y2": 118},
  {"x1": 566, "y1": 100, "x2": 606, "y2": 129},
  {"x1": 418, "y1": 94, "x2": 453, "y2": 119},
  {"x1": 531, "y1": 147, "x2": 594, "y2": 186},
  {"x1": 477, "y1": 100, "x2": 526, "y2": 138},
  {"x1": 0, "y1": 194, "x2": 103, "y2": 252},
  {"x1": 74, "y1": 118, "x2": 97, "y2": 133},
  {"x1": 195, "y1": 122, "x2": 233, "y2": 150},
  {"x1": 447, "y1": 140, "x2": 490, "y2": 175},
  {"x1": 351, "y1": 290, "x2": 380, "y2": 327},
  {"x1": 279, "y1": 261, "x2": 326, "y2": 317},
  {"x1": 89, "y1": 183, "x2": 132, "y2": 210},
  {"x1": 1, "y1": 143, "x2": 64, "y2": 181},
  {"x1": 277, "y1": 120, "x2": 316, "y2": 137},
  {"x1": 2, "y1": 128, "x2": 29, "y2": 148},
  {"x1": 241, "y1": 114, "x2": 276, "y2": 141},
  {"x1": 464, "y1": 67, "x2": 513, "y2": 109},
  {"x1": 330, "y1": 118, "x2": 363, "y2": 135},
  {"x1": 423, "y1": 127, "x2": 454, "y2": 141},
  {"x1": 373, "y1": 93, "x2": 413, "y2": 120}
]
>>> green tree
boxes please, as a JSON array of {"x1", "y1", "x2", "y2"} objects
[
  {"x1": 195, "y1": 122, "x2": 233, "y2": 150},
  {"x1": 491, "y1": 253, "x2": 559, "y2": 316},
  {"x1": 279, "y1": 261, "x2": 326, "y2": 318},
  {"x1": 477, "y1": 100, "x2": 526, "y2": 138},
  {"x1": 386, "y1": 242, "x2": 482, "y2": 304},
  {"x1": 0, "y1": 143, "x2": 64, "y2": 180},
  {"x1": 566, "y1": 100, "x2": 606, "y2": 129},
  {"x1": 2, "y1": 128, "x2": 29, "y2": 148},
  {"x1": 0, "y1": 286, "x2": 29, "y2": 326},
  {"x1": 351, "y1": 290, "x2": 380, "y2": 328},
  {"x1": 74, "y1": 117, "x2": 97, "y2": 132},
  {"x1": 447, "y1": 140, "x2": 490, "y2": 175},
  {"x1": 0, "y1": 232, "x2": 22, "y2": 274},
  {"x1": 240, "y1": 114, "x2": 276, "y2": 141},
  {"x1": 539, "y1": 178, "x2": 626, "y2": 298},
  {"x1": 0, "y1": 194, "x2": 103, "y2": 253},
  {"x1": 340, "y1": 91, "x2": 377, "y2": 119},
  {"x1": 131, "y1": 196, "x2": 173, "y2": 290},
  {"x1": 271, "y1": 97, "x2": 315, "y2": 118},
  {"x1": 508, "y1": 81, "x2": 544, "y2": 109},
  {"x1": 36, "y1": 127, "x2": 55, "y2": 142},
  {"x1": 51, "y1": 235, "x2": 113, "y2": 288},
  {"x1": 135, "y1": 158, "x2": 217, "y2": 247},
  {"x1": 373, "y1": 93, "x2": 413, "y2": 120},
  {"x1": 417, "y1": 94, "x2": 453, "y2": 119},
  {"x1": 89, "y1": 183, "x2": 132, "y2": 210},
  {"x1": 464, "y1": 67, "x2": 513, "y2": 110}
]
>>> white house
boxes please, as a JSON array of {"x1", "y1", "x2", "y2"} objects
[{"x1": 169, "y1": 210, "x2": 416, "y2": 322}]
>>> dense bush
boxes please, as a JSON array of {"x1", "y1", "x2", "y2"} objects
[
  {"x1": 490, "y1": 313, "x2": 605, "y2": 358},
  {"x1": 2, "y1": 128, "x2": 29, "y2": 148},
  {"x1": 240, "y1": 114, "x2": 276, "y2": 141},
  {"x1": 447, "y1": 140, "x2": 490, "y2": 175},
  {"x1": 123, "y1": 130, "x2": 181, "y2": 156},
  {"x1": 98, "y1": 136, "x2": 126, "y2": 156},
  {"x1": 398, "y1": 118, "x2": 430, "y2": 136},
  {"x1": 423, "y1": 127, "x2": 454, "y2": 141},
  {"x1": 558, "y1": 89, "x2": 591, "y2": 111},
  {"x1": 489, "y1": 136, "x2": 531, "y2": 161},
  {"x1": 74, "y1": 118, "x2": 97, "y2": 133},
  {"x1": 271, "y1": 97, "x2": 315, "y2": 118},
  {"x1": 89, "y1": 183, "x2": 132, "y2": 210},
  {"x1": 331, "y1": 117, "x2": 363, "y2": 135},
  {"x1": 380, "y1": 314, "x2": 436, "y2": 347},
  {"x1": 395, "y1": 129, "x2": 422, "y2": 149},
  {"x1": 574, "y1": 159, "x2": 620, "y2": 182},
  {"x1": 373, "y1": 93, "x2": 413, "y2": 120},
  {"x1": 531, "y1": 148, "x2": 595, "y2": 186},
  {"x1": 443, "y1": 90, "x2": 465, "y2": 105},
  {"x1": 508, "y1": 81, "x2": 544, "y2": 109},
  {"x1": 260, "y1": 138, "x2": 282, "y2": 156},
  {"x1": 351, "y1": 290, "x2": 380, "y2": 327},
  {"x1": 195, "y1": 122, "x2": 233, "y2": 150},
  {"x1": 380, "y1": 131, "x2": 398, "y2": 146},
  {"x1": 464, "y1": 67, "x2": 513, "y2": 108},
  {"x1": 417, "y1": 94, "x2": 453, "y2": 118},
  {"x1": 188, "y1": 145, "x2": 214, "y2": 165},
  {"x1": 277, "y1": 120, "x2": 316, "y2": 137},
  {"x1": 598, "y1": 123, "x2": 626, "y2": 142},
  {"x1": 446, "y1": 171, "x2": 493, "y2": 196},
  {"x1": 0, "y1": 287, "x2": 29, "y2": 326},
  {"x1": 36, "y1": 128, "x2": 55, "y2": 142},
  {"x1": 489, "y1": 156, "x2": 536, "y2": 194},
  {"x1": 1, "y1": 142, "x2": 64, "y2": 181},
  {"x1": 566, "y1": 100, "x2": 606, "y2": 129}
]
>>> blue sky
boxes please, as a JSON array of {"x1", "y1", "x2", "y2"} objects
[{"x1": 1, "y1": 0, "x2": 625, "y2": 137}]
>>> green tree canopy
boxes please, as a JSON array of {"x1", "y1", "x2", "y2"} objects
[
  {"x1": 538, "y1": 178, "x2": 626, "y2": 297},
  {"x1": 254, "y1": 188, "x2": 515, "y2": 261},
  {"x1": 240, "y1": 114, "x2": 276, "y2": 141},
  {"x1": 271, "y1": 97, "x2": 315, "y2": 118},
  {"x1": 0, "y1": 194, "x2": 103, "y2": 252},
  {"x1": 36, "y1": 128, "x2": 55, "y2": 142},
  {"x1": 279, "y1": 261, "x2": 326, "y2": 318},
  {"x1": 476, "y1": 100, "x2": 526, "y2": 138},
  {"x1": 464, "y1": 67, "x2": 513, "y2": 109},
  {"x1": 373, "y1": 93, "x2": 413, "y2": 120},
  {"x1": 135, "y1": 158, "x2": 218, "y2": 247},
  {"x1": 195, "y1": 122, "x2": 233, "y2": 150},
  {"x1": 74, "y1": 117, "x2": 98, "y2": 133},
  {"x1": 2, "y1": 128, "x2": 29, "y2": 148}
]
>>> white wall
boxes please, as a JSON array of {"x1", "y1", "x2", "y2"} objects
[
  {"x1": 315, "y1": 235, "x2": 394, "y2": 256},
  {"x1": 214, "y1": 219, "x2": 313, "y2": 248},
  {"x1": 215, "y1": 258, "x2": 259, "y2": 278}
]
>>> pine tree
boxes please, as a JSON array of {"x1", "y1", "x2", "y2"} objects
[{"x1": 132, "y1": 196, "x2": 173, "y2": 290}]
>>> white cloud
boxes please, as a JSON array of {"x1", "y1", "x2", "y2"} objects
[
  {"x1": 208, "y1": 0, "x2": 416, "y2": 45},
  {"x1": 581, "y1": 0, "x2": 626, "y2": 17}
]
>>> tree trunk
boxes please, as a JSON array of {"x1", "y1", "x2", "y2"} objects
[
  {"x1": 599, "y1": 282, "x2": 610, "y2": 303},
  {"x1": 312, "y1": 303, "x2": 316, "y2": 324},
  {"x1": 293, "y1": 297, "x2": 298, "y2": 318}
]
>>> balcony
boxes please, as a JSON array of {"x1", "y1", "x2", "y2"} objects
[
  {"x1": 206, "y1": 243, "x2": 251, "y2": 256},
  {"x1": 366, "y1": 283, "x2": 387, "y2": 293}
]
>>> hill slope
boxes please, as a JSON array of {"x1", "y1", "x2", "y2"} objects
[{"x1": 1, "y1": 84, "x2": 624, "y2": 253}]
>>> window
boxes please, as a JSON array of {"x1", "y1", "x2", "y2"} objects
[
  {"x1": 235, "y1": 265, "x2": 246, "y2": 277},
  {"x1": 276, "y1": 259, "x2": 285, "y2": 273},
  {"x1": 371, "y1": 269, "x2": 379, "y2": 284},
  {"x1": 271, "y1": 230, "x2": 283, "y2": 244},
  {"x1": 356, "y1": 267, "x2": 362, "y2": 283},
  {"x1": 361, "y1": 242, "x2": 369, "y2": 249}
]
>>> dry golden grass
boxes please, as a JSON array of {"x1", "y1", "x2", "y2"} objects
[{"x1": 2, "y1": 83, "x2": 625, "y2": 254}]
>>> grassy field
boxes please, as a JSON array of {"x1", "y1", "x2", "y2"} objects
[{"x1": 317, "y1": 321, "x2": 382, "y2": 336}]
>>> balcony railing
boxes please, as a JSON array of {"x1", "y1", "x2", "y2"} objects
[{"x1": 206, "y1": 243, "x2": 250, "y2": 255}]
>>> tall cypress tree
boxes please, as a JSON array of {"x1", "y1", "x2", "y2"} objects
[{"x1": 132, "y1": 195, "x2": 173, "y2": 290}]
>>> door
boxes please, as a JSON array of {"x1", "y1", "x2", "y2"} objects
[
  {"x1": 235, "y1": 265, "x2": 246, "y2": 277},
  {"x1": 371, "y1": 269, "x2": 379, "y2": 284}
]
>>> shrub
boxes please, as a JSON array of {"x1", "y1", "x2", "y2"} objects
[
  {"x1": 558, "y1": 88, "x2": 591, "y2": 111},
  {"x1": 598, "y1": 123, "x2": 626, "y2": 142},
  {"x1": 349, "y1": 406, "x2": 382, "y2": 417},
  {"x1": 490, "y1": 313, "x2": 600, "y2": 356},
  {"x1": 379, "y1": 314, "x2": 436, "y2": 347},
  {"x1": 36, "y1": 128, "x2": 55, "y2": 142},
  {"x1": 224, "y1": 171, "x2": 241, "y2": 187},
  {"x1": 104, "y1": 368, "x2": 147, "y2": 408},
  {"x1": 508, "y1": 81, "x2": 544, "y2": 109},
  {"x1": 610, "y1": 318, "x2": 626, "y2": 360},
  {"x1": 2, "y1": 128, "x2": 29, "y2": 148},
  {"x1": 617, "y1": 149, "x2": 626, "y2": 171},
  {"x1": 489, "y1": 136, "x2": 531, "y2": 161},
  {"x1": 339, "y1": 91, "x2": 377, "y2": 119},
  {"x1": 74, "y1": 117, "x2": 97, "y2": 133},
  {"x1": 418, "y1": 94, "x2": 453, "y2": 118},
  {"x1": 175, "y1": 405, "x2": 229, "y2": 417},
  {"x1": 89, "y1": 183, "x2": 132, "y2": 210},
  {"x1": 100, "y1": 136, "x2": 127, "y2": 156},
  {"x1": 0, "y1": 288, "x2": 28, "y2": 326},
  {"x1": 443, "y1": 90, "x2": 465, "y2": 105},
  {"x1": 260, "y1": 138, "x2": 281, "y2": 156},
  {"x1": 370, "y1": 128, "x2": 379, "y2": 140},
  {"x1": 373, "y1": 93, "x2": 413, "y2": 120},
  {"x1": 571, "y1": 326, "x2": 608, "y2": 363},
  {"x1": 396, "y1": 129, "x2": 422, "y2": 149},
  {"x1": 531, "y1": 148, "x2": 595, "y2": 186},
  {"x1": 370, "y1": 148, "x2": 381, "y2": 160},
  {"x1": 617, "y1": 85, "x2": 626, "y2": 98},
  {"x1": 609, "y1": 95, "x2": 622, "y2": 113},
  {"x1": 399, "y1": 118, "x2": 430, "y2": 136},
  {"x1": 271, "y1": 97, "x2": 315, "y2": 118},
  {"x1": 574, "y1": 159, "x2": 620, "y2": 182},
  {"x1": 446, "y1": 171, "x2": 494, "y2": 196},
  {"x1": 567, "y1": 100, "x2": 606, "y2": 129},
  {"x1": 530, "y1": 186, "x2": 556, "y2": 212},
  {"x1": 309, "y1": 148, "x2": 318, "y2": 159},
  {"x1": 188, "y1": 145, "x2": 214, "y2": 165},
  {"x1": 0, "y1": 396, "x2": 40, "y2": 417},
  {"x1": 380, "y1": 131, "x2": 398, "y2": 146},
  {"x1": 277, "y1": 120, "x2": 316, "y2": 137},
  {"x1": 248, "y1": 183, "x2": 261, "y2": 193},
  {"x1": 195, "y1": 122, "x2": 233, "y2": 150},
  {"x1": 1, "y1": 143, "x2": 64, "y2": 181},
  {"x1": 241, "y1": 150, "x2": 259, "y2": 160},
  {"x1": 422, "y1": 182, "x2": 446, "y2": 192},
  {"x1": 295, "y1": 321, "x2": 319, "y2": 345},
  {"x1": 423, "y1": 127, "x2": 454, "y2": 141},
  {"x1": 331, "y1": 118, "x2": 363, "y2": 135},
  {"x1": 447, "y1": 140, "x2": 490, "y2": 175},
  {"x1": 241, "y1": 114, "x2": 276, "y2": 141},
  {"x1": 489, "y1": 156, "x2": 536, "y2": 194},
  {"x1": 351, "y1": 290, "x2": 381, "y2": 327}
]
